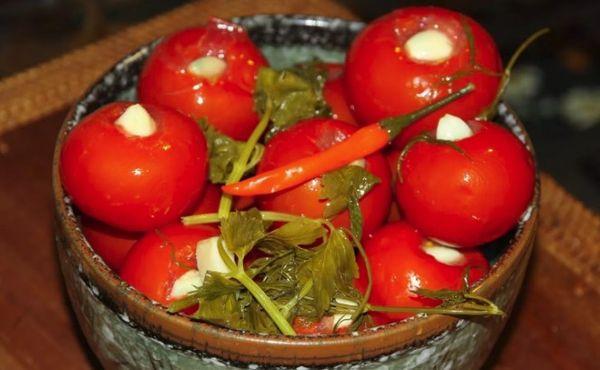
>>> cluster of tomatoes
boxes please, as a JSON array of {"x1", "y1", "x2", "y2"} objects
[{"x1": 60, "y1": 7, "x2": 535, "y2": 333}]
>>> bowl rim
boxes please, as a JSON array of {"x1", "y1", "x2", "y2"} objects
[{"x1": 52, "y1": 14, "x2": 540, "y2": 366}]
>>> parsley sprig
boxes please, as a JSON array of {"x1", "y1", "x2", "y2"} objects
[
  {"x1": 177, "y1": 210, "x2": 361, "y2": 335},
  {"x1": 255, "y1": 62, "x2": 331, "y2": 140},
  {"x1": 199, "y1": 119, "x2": 264, "y2": 185},
  {"x1": 320, "y1": 165, "x2": 380, "y2": 240}
]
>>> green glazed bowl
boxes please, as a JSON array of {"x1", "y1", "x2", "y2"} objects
[{"x1": 53, "y1": 14, "x2": 539, "y2": 369}]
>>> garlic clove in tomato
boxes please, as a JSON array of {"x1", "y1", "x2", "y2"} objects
[
  {"x1": 405, "y1": 29, "x2": 454, "y2": 64},
  {"x1": 196, "y1": 236, "x2": 233, "y2": 282},
  {"x1": 187, "y1": 56, "x2": 227, "y2": 83},
  {"x1": 115, "y1": 103, "x2": 157, "y2": 137},
  {"x1": 422, "y1": 243, "x2": 467, "y2": 266},
  {"x1": 435, "y1": 114, "x2": 473, "y2": 141},
  {"x1": 332, "y1": 314, "x2": 353, "y2": 330},
  {"x1": 170, "y1": 269, "x2": 203, "y2": 299},
  {"x1": 331, "y1": 298, "x2": 358, "y2": 330}
]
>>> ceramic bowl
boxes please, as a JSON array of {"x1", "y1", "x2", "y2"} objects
[{"x1": 53, "y1": 14, "x2": 539, "y2": 369}]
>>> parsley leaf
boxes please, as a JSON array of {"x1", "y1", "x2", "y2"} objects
[
  {"x1": 410, "y1": 268, "x2": 504, "y2": 316},
  {"x1": 267, "y1": 218, "x2": 324, "y2": 246},
  {"x1": 199, "y1": 119, "x2": 264, "y2": 184},
  {"x1": 186, "y1": 272, "x2": 248, "y2": 329},
  {"x1": 255, "y1": 62, "x2": 331, "y2": 140},
  {"x1": 320, "y1": 165, "x2": 380, "y2": 239},
  {"x1": 347, "y1": 195, "x2": 364, "y2": 241},
  {"x1": 190, "y1": 272, "x2": 279, "y2": 334},
  {"x1": 297, "y1": 228, "x2": 359, "y2": 317},
  {"x1": 220, "y1": 209, "x2": 266, "y2": 259}
]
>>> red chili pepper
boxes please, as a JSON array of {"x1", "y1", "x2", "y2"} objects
[{"x1": 222, "y1": 84, "x2": 474, "y2": 196}]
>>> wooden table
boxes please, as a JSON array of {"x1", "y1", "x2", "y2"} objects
[{"x1": 0, "y1": 1, "x2": 597, "y2": 369}]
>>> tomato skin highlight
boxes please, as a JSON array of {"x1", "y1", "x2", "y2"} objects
[
  {"x1": 396, "y1": 120, "x2": 535, "y2": 247},
  {"x1": 257, "y1": 118, "x2": 392, "y2": 238},
  {"x1": 355, "y1": 222, "x2": 489, "y2": 325},
  {"x1": 81, "y1": 216, "x2": 140, "y2": 271},
  {"x1": 60, "y1": 102, "x2": 208, "y2": 232},
  {"x1": 137, "y1": 19, "x2": 268, "y2": 141},
  {"x1": 344, "y1": 6, "x2": 502, "y2": 148},
  {"x1": 119, "y1": 223, "x2": 218, "y2": 306}
]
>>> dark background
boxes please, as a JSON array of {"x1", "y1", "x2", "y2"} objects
[{"x1": 1, "y1": 0, "x2": 598, "y2": 210}]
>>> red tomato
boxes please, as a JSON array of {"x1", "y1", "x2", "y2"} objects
[
  {"x1": 396, "y1": 120, "x2": 535, "y2": 247},
  {"x1": 344, "y1": 6, "x2": 502, "y2": 148},
  {"x1": 385, "y1": 149, "x2": 402, "y2": 185},
  {"x1": 321, "y1": 63, "x2": 357, "y2": 124},
  {"x1": 292, "y1": 316, "x2": 351, "y2": 335},
  {"x1": 138, "y1": 18, "x2": 268, "y2": 141},
  {"x1": 386, "y1": 199, "x2": 403, "y2": 223},
  {"x1": 81, "y1": 216, "x2": 140, "y2": 271},
  {"x1": 60, "y1": 102, "x2": 208, "y2": 232},
  {"x1": 320, "y1": 62, "x2": 344, "y2": 79},
  {"x1": 324, "y1": 77, "x2": 357, "y2": 124},
  {"x1": 119, "y1": 223, "x2": 218, "y2": 306},
  {"x1": 190, "y1": 183, "x2": 222, "y2": 215},
  {"x1": 355, "y1": 221, "x2": 489, "y2": 325},
  {"x1": 257, "y1": 118, "x2": 392, "y2": 238},
  {"x1": 188, "y1": 183, "x2": 255, "y2": 215},
  {"x1": 233, "y1": 195, "x2": 255, "y2": 211}
]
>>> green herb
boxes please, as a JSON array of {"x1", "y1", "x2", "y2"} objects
[
  {"x1": 177, "y1": 209, "x2": 504, "y2": 335},
  {"x1": 177, "y1": 272, "x2": 278, "y2": 333},
  {"x1": 368, "y1": 268, "x2": 504, "y2": 317},
  {"x1": 438, "y1": 17, "x2": 502, "y2": 86},
  {"x1": 221, "y1": 208, "x2": 266, "y2": 261},
  {"x1": 478, "y1": 28, "x2": 550, "y2": 119},
  {"x1": 218, "y1": 209, "x2": 296, "y2": 334},
  {"x1": 438, "y1": 20, "x2": 549, "y2": 119},
  {"x1": 175, "y1": 208, "x2": 296, "y2": 334},
  {"x1": 253, "y1": 222, "x2": 362, "y2": 322},
  {"x1": 320, "y1": 165, "x2": 380, "y2": 239},
  {"x1": 173, "y1": 210, "x2": 364, "y2": 334},
  {"x1": 267, "y1": 218, "x2": 324, "y2": 246},
  {"x1": 255, "y1": 62, "x2": 331, "y2": 140},
  {"x1": 198, "y1": 119, "x2": 264, "y2": 184},
  {"x1": 190, "y1": 272, "x2": 245, "y2": 327},
  {"x1": 296, "y1": 227, "x2": 359, "y2": 317}
]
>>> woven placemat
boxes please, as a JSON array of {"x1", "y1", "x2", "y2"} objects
[
  {"x1": 0, "y1": 0, "x2": 596, "y2": 291},
  {"x1": 538, "y1": 174, "x2": 599, "y2": 291}
]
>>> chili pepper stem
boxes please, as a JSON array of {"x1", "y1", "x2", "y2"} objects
[
  {"x1": 381, "y1": 83, "x2": 475, "y2": 138},
  {"x1": 478, "y1": 28, "x2": 550, "y2": 120}
]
